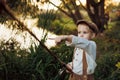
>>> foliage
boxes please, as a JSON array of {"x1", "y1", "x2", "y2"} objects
[
  {"x1": 51, "y1": 18, "x2": 77, "y2": 35},
  {"x1": 0, "y1": 37, "x2": 74, "y2": 80},
  {"x1": 50, "y1": 43, "x2": 74, "y2": 65},
  {"x1": 94, "y1": 53, "x2": 120, "y2": 80},
  {"x1": 50, "y1": 43, "x2": 74, "y2": 79},
  {"x1": 0, "y1": 0, "x2": 39, "y2": 24},
  {"x1": 94, "y1": 21, "x2": 120, "y2": 80},
  {"x1": 0, "y1": 38, "x2": 30, "y2": 80},
  {"x1": 95, "y1": 21, "x2": 120, "y2": 56},
  {"x1": 0, "y1": 38, "x2": 55, "y2": 80},
  {"x1": 7, "y1": 0, "x2": 39, "y2": 17},
  {"x1": 26, "y1": 44, "x2": 60, "y2": 80},
  {"x1": 37, "y1": 10, "x2": 57, "y2": 30},
  {"x1": 105, "y1": 21, "x2": 120, "y2": 40},
  {"x1": 37, "y1": 10, "x2": 76, "y2": 35}
]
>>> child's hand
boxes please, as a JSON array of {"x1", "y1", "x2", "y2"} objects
[
  {"x1": 66, "y1": 63, "x2": 72, "y2": 73},
  {"x1": 54, "y1": 36, "x2": 64, "y2": 44},
  {"x1": 49, "y1": 36, "x2": 65, "y2": 44}
]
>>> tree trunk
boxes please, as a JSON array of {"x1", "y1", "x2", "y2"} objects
[{"x1": 86, "y1": 0, "x2": 108, "y2": 32}]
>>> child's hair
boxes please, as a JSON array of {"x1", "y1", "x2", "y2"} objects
[{"x1": 76, "y1": 20, "x2": 99, "y2": 35}]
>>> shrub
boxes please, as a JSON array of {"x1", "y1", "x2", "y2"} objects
[
  {"x1": 94, "y1": 21, "x2": 120, "y2": 80},
  {"x1": 0, "y1": 38, "x2": 73, "y2": 80},
  {"x1": 94, "y1": 53, "x2": 120, "y2": 80}
]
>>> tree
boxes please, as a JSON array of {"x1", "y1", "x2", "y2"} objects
[
  {"x1": 86, "y1": 0, "x2": 109, "y2": 32},
  {"x1": 0, "y1": 0, "x2": 39, "y2": 25},
  {"x1": 39, "y1": 0, "x2": 111, "y2": 32}
]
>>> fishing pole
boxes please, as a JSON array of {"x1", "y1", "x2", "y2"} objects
[{"x1": 0, "y1": 0, "x2": 73, "y2": 73}]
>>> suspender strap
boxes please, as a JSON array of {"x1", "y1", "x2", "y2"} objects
[
  {"x1": 82, "y1": 50, "x2": 88, "y2": 80},
  {"x1": 71, "y1": 49, "x2": 88, "y2": 80}
]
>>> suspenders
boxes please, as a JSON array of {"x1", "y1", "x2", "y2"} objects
[
  {"x1": 82, "y1": 50, "x2": 88, "y2": 80},
  {"x1": 72, "y1": 48, "x2": 88, "y2": 80}
]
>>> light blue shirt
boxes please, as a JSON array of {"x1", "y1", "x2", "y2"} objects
[{"x1": 66, "y1": 36, "x2": 97, "y2": 75}]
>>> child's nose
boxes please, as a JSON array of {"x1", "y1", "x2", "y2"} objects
[
  {"x1": 80, "y1": 35, "x2": 83, "y2": 37},
  {"x1": 78, "y1": 34, "x2": 83, "y2": 37}
]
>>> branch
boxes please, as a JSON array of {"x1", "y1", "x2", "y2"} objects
[
  {"x1": 48, "y1": 1, "x2": 72, "y2": 17},
  {"x1": 78, "y1": 0, "x2": 87, "y2": 11},
  {"x1": 48, "y1": 1, "x2": 69, "y2": 15},
  {"x1": 0, "y1": 0, "x2": 73, "y2": 73}
]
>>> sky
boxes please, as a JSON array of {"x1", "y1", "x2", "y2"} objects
[
  {"x1": 31, "y1": 0, "x2": 120, "y2": 10},
  {"x1": 32, "y1": 0, "x2": 86, "y2": 10}
]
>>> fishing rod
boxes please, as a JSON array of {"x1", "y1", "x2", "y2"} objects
[{"x1": 0, "y1": 0, "x2": 73, "y2": 73}]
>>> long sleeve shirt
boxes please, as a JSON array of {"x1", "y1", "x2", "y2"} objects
[{"x1": 66, "y1": 35, "x2": 97, "y2": 75}]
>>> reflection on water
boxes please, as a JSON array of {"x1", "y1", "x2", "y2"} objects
[{"x1": 0, "y1": 23, "x2": 57, "y2": 49}]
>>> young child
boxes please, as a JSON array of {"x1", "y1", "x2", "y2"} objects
[{"x1": 54, "y1": 20, "x2": 99, "y2": 80}]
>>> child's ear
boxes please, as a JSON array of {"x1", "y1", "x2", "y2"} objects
[{"x1": 91, "y1": 33, "x2": 95, "y2": 39}]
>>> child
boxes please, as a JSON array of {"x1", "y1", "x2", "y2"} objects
[{"x1": 54, "y1": 20, "x2": 99, "y2": 80}]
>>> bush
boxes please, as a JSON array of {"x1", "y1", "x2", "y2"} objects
[
  {"x1": 94, "y1": 21, "x2": 120, "y2": 80},
  {"x1": 0, "y1": 39, "x2": 30, "y2": 80},
  {"x1": 0, "y1": 38, "x2": 74, "y2": 80},
  {"x1": 0, "y1": 38, "x2": 58, "y2": 80},
  {"x1": 94, "y1": 53, "x2": 120, "y2": 80},
  {"x1": 50, "y1": 43, "x2": 74, "y2": 80}
]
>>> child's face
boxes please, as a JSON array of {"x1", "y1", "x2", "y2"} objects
[{"x1": 77, "y1": 24, "x2": 95, "y2": 40}]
